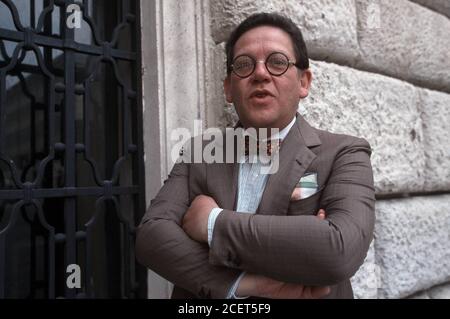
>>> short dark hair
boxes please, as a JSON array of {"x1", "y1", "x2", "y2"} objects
[{"x1": 225, "y1": 12, "x2": 310, "y2": 75}]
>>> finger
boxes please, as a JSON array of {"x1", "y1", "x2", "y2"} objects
[
  {"x1": 311, "y1": 286, "x2": 331, "y2": 299},
  {"x1": 302, "y1": 286, "x2": 312, "y2": 299},
  {"x1": 182, "y1": 209, "x2": 192, "y2": 224},
  {"x1": 291, "y1": 188, "x2": 302, "y2": 201},
  {"x1": 287, "y1": 283, "x2": 305, "y2": 299},
  {"x1": 317, "y1": 208, "x2": 326, "y2": 220}
]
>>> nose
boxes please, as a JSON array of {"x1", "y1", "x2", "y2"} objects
[{"x1": 252, "y1": 60, "x2": 271, "y2": 82}]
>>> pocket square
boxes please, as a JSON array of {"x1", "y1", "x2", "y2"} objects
[{"x1": 290, "y1": 172, "x2": 318, "y2": 201}]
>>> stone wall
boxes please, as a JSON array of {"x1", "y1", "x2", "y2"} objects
[{"x1": 206, "y1": 0, "x2": 450, "y2": 299}]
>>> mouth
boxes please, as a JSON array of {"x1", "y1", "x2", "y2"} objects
[{"x1": 250, "y1": 90, "x2": 274, "y2": 101}]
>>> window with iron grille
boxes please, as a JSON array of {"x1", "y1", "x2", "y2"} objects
[{"x1": 0, "y1": 0, "x2": 147, "y2": 298}]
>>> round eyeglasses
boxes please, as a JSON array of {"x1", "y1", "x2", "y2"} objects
[{"x1": 231, "y1": 52, "x2": 298, "y2": 78}]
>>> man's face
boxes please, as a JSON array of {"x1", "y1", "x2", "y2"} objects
[{"x1": 224, "y1": 26, "x2": 312, "y2": 130}]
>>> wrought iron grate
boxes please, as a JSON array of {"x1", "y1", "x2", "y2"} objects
[{"x1": 0, "y1": 0, "x2": 146, "y2": 298}]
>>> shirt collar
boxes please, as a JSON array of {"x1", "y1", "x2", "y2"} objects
[
  {"x1": 239, "y1": 116, "x2": 297, "y2": 142},
  {"x1": 274, "y1": 116, "x2": 296, "y2": 141},
  {"x1": 257, "y1": 116, "x2": 296, "y2": 142}
]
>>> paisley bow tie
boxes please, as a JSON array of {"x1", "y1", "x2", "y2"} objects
[{"x1": 244, "y1": 136, "x2": 282, "y2": 157}]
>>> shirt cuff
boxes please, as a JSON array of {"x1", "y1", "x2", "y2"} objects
[
  {"x1": 227, "y1": 272, "x2": 249, "y2": 299},
  {"x1": 207, "y1": 207, "x2": 223, "y2": 247}
]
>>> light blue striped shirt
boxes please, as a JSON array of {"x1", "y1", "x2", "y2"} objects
[{"x1": 207, "y1": 117, "x2": 296, "y2": 298}]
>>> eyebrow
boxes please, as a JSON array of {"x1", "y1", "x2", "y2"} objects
[{"x1": 233, "y1": 50, "x2": 294, "y2": 60}]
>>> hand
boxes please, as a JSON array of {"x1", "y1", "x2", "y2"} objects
[
  {"x1": 182, "y1": 195, "x2": 218, "y2": 243},
  {"x1": 236, "y1": 273, "x2": 330, "y2": 299}
]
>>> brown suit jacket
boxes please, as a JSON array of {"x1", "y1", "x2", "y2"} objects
[{"x1": 136, "y1": 114, "x2": 375, "y2": 299}]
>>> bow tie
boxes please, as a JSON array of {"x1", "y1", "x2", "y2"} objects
[{"x1": 244, "y1": 136, "x2": 282, "y2": 157}]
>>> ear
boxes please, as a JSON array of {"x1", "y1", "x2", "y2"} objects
[
  {"x1": 298, "y1": 69, "x2": 312, "y2": 99},
  {"x1": 224, "y1": 76, "x2": 233, "y2": 103}
]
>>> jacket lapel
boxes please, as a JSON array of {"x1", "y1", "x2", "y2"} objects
[
  {"x1": 256, "y1": 115, "x2": 321, "y2": 215},
  {"x1": 205, "y1": 127, "x2": 239, "y2": 210},
  {"x1": 207, "y1": 162, "x2": 238, "y2": 210}
]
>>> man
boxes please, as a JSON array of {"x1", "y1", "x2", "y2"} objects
[{"x1": 136, "y1": 13, "x2": 375, "y2": 299}]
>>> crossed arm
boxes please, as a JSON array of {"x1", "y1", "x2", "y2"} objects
[
  {"x1": 135, "y1": 162, "x2": 328, "y2": 298},
  {"x1": 182, "y1": 194, "x2": 329, "y2": 298},
  {"x1": 135, "y1": 139, "x2": 375, "y2": 298}
]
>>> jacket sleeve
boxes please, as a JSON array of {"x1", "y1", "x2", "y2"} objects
[
  {"x1": 208, "y1": 138, "x2": 376, "y2": 286},
  {"x1": 135, "y1": 162, "x2": 241, "y2": 298}
]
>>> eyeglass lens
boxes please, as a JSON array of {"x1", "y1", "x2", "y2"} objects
[{"x1": 232, "y1": 52, "x2": 291, "y2": 78}]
